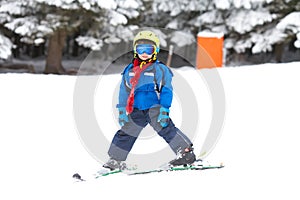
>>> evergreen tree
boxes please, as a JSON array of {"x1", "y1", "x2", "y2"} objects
[
  {"x1": 151, "y1": 0, "x2": 300, "y2": 63},
  {"x1": 0, "y1": 0, "x2": 143, "y2": 73},
  {"x1": 194, "y1": 0, "x2": 300, "y2": 62}
]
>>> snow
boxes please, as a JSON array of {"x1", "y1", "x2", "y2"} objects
[
  {"x1": 276, "y1": 12, "x2": 300, "y2": 32},
  {"x1": 227, "y1": 9, "x2": 276, "y2": 34},
  {"x1": 166, "y1": 19, "x2": 179, "y2": 29},
  {"x1": 76, "y1": 36, "x2": 104, "y2": 50},
  {"x1": 15, "y1": 20, "x2": 36, "y2": 36},
  {"x1": 197, "y1": 31, "x2": 224, "y2": 38},
  {"x1": 3, "y1": 16, "x2": 54, "y2": 42},
  {"x1": 33, "y1": 38, "x2": 45, "y2": 45},
  {"x1": 0, "y1": 34, "x2": 13, "y2": 59},
  {"x1": 118, "y1": 0, "x2": 140, "y2": 9},
  {"x1": 117, "y1": 8, "x2": 140, "y2": 19},
  {"x1": 35, "y1": 0, "x2": 118, "y2": 10},
  {"x1": 109, "y1": 10, "x2": 128, "y2": 26},
  {"x1": 170, "y1": 31, "x2": 195, "y2": 47},
  {"x1": 214, "y1": 0, "x2": 274, "y2": 10},
  {"x1": 1, "y1": 61, "x2": 300, "y2": 200},
  {"x1": 36, "y1": 0, "x2": 79, "y2": 10},
  {"x1": 276, "y1": 12, "x2": 300, "y2": 48},
  {"x1": 214, "y1": 0, "x2": 231, "y2": 10},
  {"x1": 197, "y1": 10, "x2": 224, "y2": 25},
  {"x1": 104, "y1": 36, "x2": 121, "y2": 44},
  {"x1": 295, "y1": 32, "x2": 300, "y2": 48},
  {"x1": 250, "y1": 28, "x2": 287, "y2": 53},
  {"x1": 113, "y1": 25, "x2": 138, "y2": 42},
  {"x1": 95, "y1": 0, "x2": 117, "y2": 9},
  {"x1": 0, "y1": 1, "x2": 24, "y2": 15},
  {"x1": 36, "y1": 24, "x2": 53, "y2": 35}
]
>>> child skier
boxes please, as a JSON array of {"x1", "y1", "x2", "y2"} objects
[{"x1": 103, "y1": 30, "x2": 196, "y2": 170}]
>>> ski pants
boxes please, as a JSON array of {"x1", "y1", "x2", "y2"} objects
[{"x1": 108, "y1": 107, "x2": 193, "y2": 161}]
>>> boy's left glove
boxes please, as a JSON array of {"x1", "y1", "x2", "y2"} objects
[{"x1": 157, "y1": 107, "x2": 170, "y2": 128}]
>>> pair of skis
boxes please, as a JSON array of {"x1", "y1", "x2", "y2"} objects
[{"x1": 73, "y1": 159, "x2": 224, "y2": 181}]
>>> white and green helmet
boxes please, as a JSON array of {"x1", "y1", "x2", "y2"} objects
[{"x1": 133, "y1": 30, "x2": 160, "y2": 53}]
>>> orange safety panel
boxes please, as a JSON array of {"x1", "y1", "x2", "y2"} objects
[{"x1": 196, "y1": 32, "x2": 224, "y2": 69}]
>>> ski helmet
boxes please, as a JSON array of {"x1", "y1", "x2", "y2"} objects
[{"x1": 133, "y1": 30, "x2": 160, "y2": 53}]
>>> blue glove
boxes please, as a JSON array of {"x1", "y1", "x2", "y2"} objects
[
  {"x1": 118, "y1": 107, "x2": 129, "y2": 127},
  {"x1": 157, "y1": 107, "x2": 170, "y2": 128}
]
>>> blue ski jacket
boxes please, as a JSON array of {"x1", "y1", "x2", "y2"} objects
[{"x1": 117, "y1": 60, "x2": 173, "y2": 110}]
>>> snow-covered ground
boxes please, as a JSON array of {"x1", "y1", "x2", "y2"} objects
[{"x1": 1, "y1": 62, "x2": 300, "y2": 200}]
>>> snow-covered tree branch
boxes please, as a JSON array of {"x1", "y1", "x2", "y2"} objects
[{"x1": 0, "y1": 33, "x2": 14, "y2": 60}]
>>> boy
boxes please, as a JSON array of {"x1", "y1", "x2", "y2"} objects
[{"x1": 103, "y1": 30, "x2": 196, "y2": 170}]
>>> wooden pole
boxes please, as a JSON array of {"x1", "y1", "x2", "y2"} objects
[{"x1": 166, "y1": 45, "x2": 174, "y2": 67}]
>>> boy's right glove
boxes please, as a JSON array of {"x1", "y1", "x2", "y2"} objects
[
  {"x1": 118, "y1": 107, "x2": 129, "y2": 127},
  {"x1": 157, "y1": 107, "x2": 170, "y2": 128}
]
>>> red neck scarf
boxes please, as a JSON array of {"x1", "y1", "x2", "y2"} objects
[{"x1": 126, "y1": 58, "x2": 155, "y2": 114}]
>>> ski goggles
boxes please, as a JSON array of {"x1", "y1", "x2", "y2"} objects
[{"x1": 134, "y1": 44, "x2": 156, "y2": 55}]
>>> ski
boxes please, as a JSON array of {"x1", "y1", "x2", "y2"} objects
[
  {"x1": 128, "y1": 161, "x2": 224, "y2": 175},
  {"x1": 95, "y1": 169, "x2": 122, "y2": 178},
  {"x1": 73, "y1": 160, "x2": 224, "y2": 181},
  {"x1": 93, "y1": 165, "x2": 138, "y2": 179},
  {"x1": 94, "y1": 160, "x2": 224, "y2": 177}
]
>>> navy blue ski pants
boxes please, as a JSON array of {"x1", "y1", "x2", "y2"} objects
[{"x1": 108, "y1": 107, "x2": 192, "y2": 161}]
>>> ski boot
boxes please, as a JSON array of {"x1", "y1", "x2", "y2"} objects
[
  {"x1": 103, "y1": 158, "x2": 127, "y2": 171},
  {"x1": 169, "y1": 146, "x2": 196, "y2": 166}
]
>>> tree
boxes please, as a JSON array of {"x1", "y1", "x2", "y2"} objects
[
  {"x1": 150, "y1": 0, "x2": 300, "y2": 63},
  {"x1": 193, "y1": 0, "x2": 300, "y2": 62},
  {"x1": 0, "y1": 0, "x2": 144, "y2": 74}
]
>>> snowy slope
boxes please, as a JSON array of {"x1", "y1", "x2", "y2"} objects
[{"x1": 1, "y1": 62, "x2": 300, "y2": 200}]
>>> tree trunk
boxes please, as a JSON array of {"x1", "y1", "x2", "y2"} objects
[
  {"x1": 44, "y1": 29, "x2": 67, "y2": 74},
  {"x1": 274, "y1": 43, "x2": 284, "y2": 63}
]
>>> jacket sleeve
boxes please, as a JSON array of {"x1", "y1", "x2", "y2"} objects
[
  {"x1": 116, "y1": 65, "x2": 131, "y2": 108},
  {"x1": 156, "y1": 63, "x2": 173, "y2": 108}
]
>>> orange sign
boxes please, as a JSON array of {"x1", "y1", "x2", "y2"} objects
[{"x1": 196, "y1": 32, "x2": 224, "y2": 69}]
